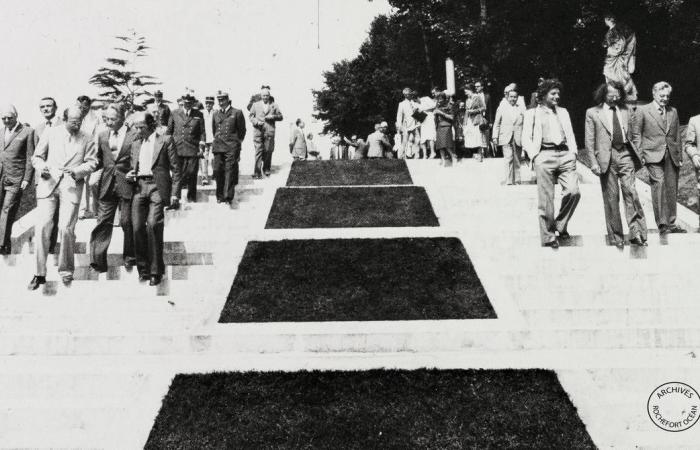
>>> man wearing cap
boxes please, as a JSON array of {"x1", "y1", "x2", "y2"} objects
[
  {"x1": 148, "y1": 90, "x2": 171, "y2": 129},
  {"x1": 212, "y1": 92, "x2": 246, "y2": 206},
  {"x1": 367, "y1": 121, "x2": 393, "y2": 159},
  {"x1": 249, "y1": 87, "x2": 283, "y2": 178},
  {"x1": 167, "y1": 93, "x2": 205, "y2": 204},
  {"x1": 201, "y1": 96, "x2": 216, "y2": 185},
  {"x1": 0, "y1": 105, "x2": 34, "y2": 255}
]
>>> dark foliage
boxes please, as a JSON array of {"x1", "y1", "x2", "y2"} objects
[
  {"x1": 219, "y1": 237, "x2": 495, "y2": 322},
  {"x1": 315, "y1": 0, "x2": 700, "y2": 141},
  {"x1": 265, "y1": 186, "x2": 439, "y2": 228},
  {"x1": 145, "y1": 369, "x2": 595, "y2": 449}
]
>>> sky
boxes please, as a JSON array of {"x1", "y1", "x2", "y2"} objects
[{"x1": 0, "y1": 0, "x2": 392, "y2": 139}]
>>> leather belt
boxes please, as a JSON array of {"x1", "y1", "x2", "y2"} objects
[{"x1": 541, "y1": 143, "x2": 568, "y2": 151}]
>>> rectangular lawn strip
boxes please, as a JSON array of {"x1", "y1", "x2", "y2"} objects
[
  {"x1": 286, "y1": 159, "x2": 414, "y2": 186},
  {"x1": 145, "y1": 369, "x2": 596, "y2": 450},
  {"x1": 218, "y1": 237, "x2": 495, "y2": 322},
  {"x1": 265, "y1": 186, "x2": 439, "y2": 228}
]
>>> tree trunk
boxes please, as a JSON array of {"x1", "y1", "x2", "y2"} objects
[{"x1": 418, "y1": 19, "x2": 435, "y2": 88}]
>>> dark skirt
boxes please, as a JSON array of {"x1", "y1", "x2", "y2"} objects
[{"x1": 435, "y1": 125, "x2": 454, "y2": 150}]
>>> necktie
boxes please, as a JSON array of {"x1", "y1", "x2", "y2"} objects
[
  {"x1": 46, "y1": 120, "x2": 52, "y2": 127},
  {"x1": 611, "y1": 107, "x2": 624, "y2": 148},
  {"x1": 660, "y1": 107, "x2": 668, "y2": 131}
]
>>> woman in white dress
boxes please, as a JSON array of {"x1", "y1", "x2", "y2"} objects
[{"x1": 419, "y1": 89, "x2": 438, "y2": 159}]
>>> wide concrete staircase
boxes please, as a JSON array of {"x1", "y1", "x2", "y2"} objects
[{"x1": 1, "y1": 159, "x2": 699, "y2": 448}]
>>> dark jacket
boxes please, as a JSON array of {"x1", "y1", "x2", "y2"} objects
[
  {"x1": 95, "y1": 128, "x2": 138, "y2": 200},
  {"x1": 0, "y1": 123, "x2": 35, "y2": 188},
  {"x1": 212, "y1": 107, "x2": 247, "y2": 155},
  {"x1": 166, "y1": 108, "x2": 206, "y2": 157},
  {"x1": 130, "y1": 132, "x2": 181, "y2": 206}
]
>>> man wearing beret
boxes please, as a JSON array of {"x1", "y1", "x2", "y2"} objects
[
  {"x1": 213, "y1": 92, "x2": 246, "y2": 207},
  {"x1": 167, "y1": 93, "x2": 205, "y2": 206}
]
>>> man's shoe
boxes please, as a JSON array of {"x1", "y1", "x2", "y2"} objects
[
  {"x1": 124, "y1": 259, "x2": 136, "y2": 270},
  {"x1": 543, "y1": 239, "x2": 559, "y2": 249},
  {"x1": 558, "y1": 231, "x2": 571, "y2": 240},
  {"x1": 629, "y1": 235, "x2": 648, "y2": 246},
  {"x1": 201, "y1": 179, "x2": 209, "y2": 185},
  {"x1": 614, "y1": 241, "x2": 625, "y2": 250},
  {"x1": 61, "y1": 275, "x2": 73, "y2": 286},
  {"x1": 89, "y1": 263, "x2": 107, "y2": 274},
  {"x1": 252, "y1": 174, "x2": 262, "y2": 180},
  {"x1": 668, "y1": 225, "x2": 687, "y2": 234},
  {"x1": 264, "y1": 172, "x2": 271, "y2": 177},
  {"x1": 0, "y1": 246, "x2": 9, "y2": 255},
  {"x1": 149, "y1": 275, "x2": 162, "y2": 286},
  {"x1": 28, "y1": 275, "x2": 46, "y2": 291}
]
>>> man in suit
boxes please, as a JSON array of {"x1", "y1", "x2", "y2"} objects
[
  {"x1": 0, "y1": 105, "x2": 34, "y2": 254},
  {"x1": 395, "y1": 87, "x2": 421, "y2": 159},
  {"x1": 34, "y1": 97, "x2": 62, "y2": 143},
  {"x1": 29, "y1": 106, "x2": 98, "y2": 289},
  {"x1": 684, "y1": 112, "x2": 700, "y2": 229},
  {"x1": 76, "y1": 96, "x2": 103, "y2": 220},
  {"x1": 290, "y1": 119, "x2": 308, "y2": 161},
  {"x1": 201, "y1": 96, "x2": 216, "y2": 186},
  {"x1": 127, "y1": 112, "x2": 181, "y2": 286},
  {"x1": 167, "y1": 93, "x2": 204, "y2": 204},
  {"x1": 88, "y1": 104, "x2": 138, "y2": 273},
  {"x1": 493, "y1": 90, "x2": 524, "y2": 185},
  {"x1": 212, "y1": 92, "x2": 246, "y2": 207},
  {"x1": 587, "y1": 81, "x2": 647, "y2": 248},
  {"x1": 367, "y1": 122, "x2": 393, "y2": 159},
  {"x1": 523, "y1": 79, "x2": 580, "y2": 249},
  {"x1": 631, "y1": 81, "x2": 686, "y2": 234},
  {"x1": 249, "y1": 87, "x2": 283, "y2": 178}
]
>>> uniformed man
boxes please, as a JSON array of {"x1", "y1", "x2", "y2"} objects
[
  {"x1": 167, "y1": 93, "x2": 205, "y2": 205},
  {"x1": 212, "y1": 92, "x2": 246, "y2": 207},
  {"x1": 148, "y1": 90, "x2": 171, "y2": 129}
]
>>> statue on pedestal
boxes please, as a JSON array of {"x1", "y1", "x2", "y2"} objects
[{"x1": 603, "y1": 14, "x2": 638, "y2": 102}]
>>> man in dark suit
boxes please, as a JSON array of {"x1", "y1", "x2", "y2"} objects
[
  {"x1": 631, "y1": 81, "x2": 686, "y2": 234},
  {"x1": 586, "y1": 81, "x2": 647, "y2": 248},
  {"x1": 212, "y1": 92, "x2": 246, "y2": 207},
  {"x1": 89, "y1": 104, "x2": 138, "y2": 272},
  {"x1": 128, "y1": 112, "x2": 181, "y2": 286},
  {"x1": 167, "y1": 93, "x2": 204, "y2": 204},
  {"x1": 0, "y1": 105, "x2": 34, "y2": 254}
]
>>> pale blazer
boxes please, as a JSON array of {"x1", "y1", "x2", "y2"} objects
[
  {"x1": 584, "y1": 104, "x2": 641, "y2": 173},
  {"x1": 492, "y1": 103, "x2": 524, "y2": 147},
  {"x1": 631, "y1": 102, "x2": 682, "y2": 166},
  {"x1": 32, "y1": 126, "x2": 97, "y2": 203},
  {"x1": 249, "y1": 101, "x2": 283, "y2": 136},
  {"x1": 522, "y1": 105, "x2": 578, "y2": 160},
  {"x1": 684, "y1": 115, "x2": 700, "y2": 160}
]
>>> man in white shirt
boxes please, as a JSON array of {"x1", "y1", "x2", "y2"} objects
[
  {"x1": 522, "y1": 79, "x2": 580, "y2": 249},
  {"x1": 493, "y1": 89, "x2": 524, "y2": 185},
  {"x1": 76, "y1": 95, "x2": 103, "y2": 219},
  {"x1": 29, "y1": 106, "x2": 98, "y2": 289},
  {"x1": 127, "y1": 112, "x2": 181, "y2": 286},
  {"x1": 586, "y1": 81, "x2": 647, "y2": 248},
  {"x1": 395, "y1": 88, "x2": 420, "y2": 159},
  {"x1": 200, "y1": 96, "x2": 215, "y2": 185}
]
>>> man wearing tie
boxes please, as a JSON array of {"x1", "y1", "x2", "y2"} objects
[
  {"x1": 128, "y1": 112, "x2": 181, "y2": 286},
  {"x1": 586, "y1": 81, "x2": 647, "y2": 248},
  {"x1": 212, "y1": 91, "x2": 246, "y2": 207},
  {"x1": 631, "y1": 81, "x2": 686, "y2": 234},
  {"x1": 34, "y1": 98, "x2": 62, "y2": 143},
  {"x1": 89, "y1": 104, "x2": 138, "y2": 273},
  {"x1": 0, "y1": 105, "x2": 34, "y2": 255},
  {"x1": 167, "y1": 93, "x2": 204, "y2": 205},
  {"x1": 249, "y1": 87, "x2": 283, "y2": 178},
  {"x1": 29, "y1": 106, "x2": 98, "y2": 289},
  {"x1": 522, "y1": 79, "x2": 580, "y2": 249}
]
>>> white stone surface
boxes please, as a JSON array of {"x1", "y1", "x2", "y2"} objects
[{"x1": 1, "y1": 159, "x2": 699, "y2": 448}]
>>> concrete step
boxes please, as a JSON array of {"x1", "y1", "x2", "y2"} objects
[{"x1": 521, "y1": 307, "x2": 700, "y2": 329}]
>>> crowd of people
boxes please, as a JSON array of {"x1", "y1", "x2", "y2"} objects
[{"x1": 0, "y1": 85, "x2": 283, "y2": 289}]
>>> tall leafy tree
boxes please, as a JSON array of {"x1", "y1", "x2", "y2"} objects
[{"x1": 89, "y1": 29, "x2": 160, "y2": 110}]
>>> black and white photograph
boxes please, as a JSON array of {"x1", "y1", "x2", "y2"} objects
[{"x1": 1, "y1": 0, "x2": 700, "y2": 448}]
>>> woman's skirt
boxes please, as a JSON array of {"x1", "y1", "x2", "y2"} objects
[
  {"x1": 420, "y1": 112, "x2": 436, "y2": 143},
  {"x1": 435, "y1": 125, "x2": 454, "y2": 150},
  {"x1": 463, "y1": 121, "x2": 484, "y2": 148}
]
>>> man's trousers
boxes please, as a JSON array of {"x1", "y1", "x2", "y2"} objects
[
  {"x1": 35, "y1": 186, "x2": 80, "y2": 277},
  {"x1": 132, "y1": 179, "x2": 165, "y2": 276},
  {"x1": 212, "y1": 151, "x2": 239, "y2": 202},
  {"x1": 89, "y1": 190, "x2": 134, "y2": 272},
  {"x1": 177, "y1": 156, "x2": 199, "y2": 202},
  {"x1": 253, "y1": 131, "x2": 275, "y2": 176},
  {"x1": 599, "y1": 147, "x2": 647, "y2": 244},
  {"x1": 646, "y1": 151, "x2": 679, "y2": 231},
  {"x1": 534, "y1": 150, "x2": 581, "y2": 244},
  {"x1": 0, "y1": 183, "x2": 22, "y2": 250}
]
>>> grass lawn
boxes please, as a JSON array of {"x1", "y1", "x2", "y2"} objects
[
  {"x1": 219, "y1": 237, "x2": 495, "y2": 322},
  {"x1": 265, "y1": 186, "x2": 439, "y2": 228},
  {"x1": 286, "y1": 159, "x2": 414, "y2": 186},
  {"x1": 145, "y1": 369, "x2": 595, "y2": 450}
]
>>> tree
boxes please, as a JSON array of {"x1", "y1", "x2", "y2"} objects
[{"x1": 89, "y1": 29, "x2": 160, "y2": 111}]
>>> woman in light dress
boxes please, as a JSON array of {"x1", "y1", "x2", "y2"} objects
[{"x1": 462, "y1": 83, "x2": 487, "y2": 161}]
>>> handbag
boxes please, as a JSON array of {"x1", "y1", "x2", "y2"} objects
[{"x1": 411, "y1": 109, "x2": 427, "y2": 123}]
